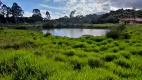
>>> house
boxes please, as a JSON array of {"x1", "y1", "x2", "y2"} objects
[{"x1": 120, "y1": 18, "x2": 142, "y2": 24}]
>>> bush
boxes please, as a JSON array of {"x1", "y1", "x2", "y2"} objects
[
  {"x1": 0, "y1": 27, "x2": 4, "y2": 30},
  {"x1": 71, "y1": 60, "x2": 82, "y2": 70},
  {"x1": 70, "y1": 57, "x2": 84, "y2": 71},
  {"x1": 63, "y1": 50, "x2": 75, "y2": 56},
  {"x1": 73, "y1": 43, "x2": 86, "y2": 48},
  {"x1": 93, "y1": 37, "x2": 105, "y2": 42},
  {"x1": 102, "y1": 54, "x2": 118, "y2": 62},
  {"x1": 130, "y1": 48, "x2": 142, "y2": 56},
  {"x1": 93, "y1": 47, "x2": 100, "y2": 52},
  {"x1": 88, "y1": 58, "x2": 104, "y2": 68},
  {"x1": 54, "y1": 55, "x2": 66, "y2": 62},
  {"x1": 122, "y1": 32, "x2": 131, "y2": 39},
  {"x1": 111, "y1": 47, "x2": 120, "y2": 53},
  {"x1": 119, "y1": 46, "x2": 125, "y2": 50},
  {"x1": 106, "y1": 24, "x2": 126, "y2": 39},
  {"x1": 106, "y1": 31, "x2": 119, "y2": 39},
  {"x1": 44, "y1": 32, "x2": 51, "y2": 37},
  {"x1": 120, "y1": 51, "x2": 131, "y2": 59},
  {"x1": 100, "y1": 45, "x2": 108, "y2": 51},
  {"x1": 115, "y1": 59, "x2": 131, "y2": 68}
]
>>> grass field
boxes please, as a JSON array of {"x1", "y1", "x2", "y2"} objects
[
  {"x1": 0, "y1": 24, "x2": 142, "y2": 80},
  {"x1": 2, "y1": 23, "x2": 115, "y2": 30},
  {"x1": 82, "y1": 23, "x2": 115, "y2": 28}
]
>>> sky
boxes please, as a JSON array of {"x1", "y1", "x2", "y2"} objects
[{"x1": 1, "y1": 0, "x2": 142, "y2": 19}]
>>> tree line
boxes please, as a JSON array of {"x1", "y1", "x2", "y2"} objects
[
  {"x1": 0, "y1": 2, "x2": 50, "y2": 23},
  {"x1": 43, "y1": 8, "x2": 142, "y2": 28}
]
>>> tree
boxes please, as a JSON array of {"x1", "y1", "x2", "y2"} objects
[
  {"x1": 31, "y1": 9, "x2": 43, "y2": 22},
  {"x1": 132, "y1": 7, "x2": 136, "y2": 18},
  {"x1": 0, "y1": 4, "x2": 7, "y2": 17},
  {"x1": 6, "y1": 7, "x2": 11, "y2": 17},
  {"x1": 0, "y1": 14, "x2": 5, "y2": 23},
  {"x1": 70, "y1": 10, "x2": 76, "y2": 18},
  {"x1": 11, "y1": 3, "x2": 24, "y2": 17},
  {"x1": 33, "y1": 9, "x2": 41, "y2": 16},
  {"x1": 46, "y1": 11, "x2": 50, "y2": 20}
]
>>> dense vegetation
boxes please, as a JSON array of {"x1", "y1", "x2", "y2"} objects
[{"x1": 0, "y1": 24, "x2": 142, "y2": 80}]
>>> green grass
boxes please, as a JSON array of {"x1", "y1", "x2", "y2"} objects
[
  {"x1": 82, "y1": 23, "x2": 116, "y2": 28},
  {"x1": 0, "y1": 24, "x2": 142, "y2": 80}
]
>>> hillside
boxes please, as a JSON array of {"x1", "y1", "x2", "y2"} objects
[{"x1": 43, "y1": 9, "x2": 142, "y2": 28}]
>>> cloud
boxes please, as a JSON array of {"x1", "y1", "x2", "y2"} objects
[
  {"x1": 54, "y1": 0, "x2": 66, "y2": 3},
  {"x1": 44, "y1": 0, "x2": 66, "y2": 3},
  {"x1": 40, "y1": 0, "x2": 142, "y2": 19},
  {"x1": 44, "y1": 0, "x2": 50, "y2": 2},
  {"x1": 67, "y1": 0, "x2": 78, "y2": 5},
  {"x1": 110, "y1": 0, "x2": 142, "y2": 9},
  {"x1": 40, "y1": 0, "x2": 110, "y2": 16},
  {"x1": 39, "y1": 4, "x2": 68, "y2": 11},
  {"x1": 24, "y1": 10, "x2": 63, "y2": 19},
  {"x1": 24, "y1": 11, "x2": 33, "y2": 17}
]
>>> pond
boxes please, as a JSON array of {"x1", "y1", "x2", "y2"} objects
[{"x1": 42, "y1": 28, "x2": 109, "y2": 38}]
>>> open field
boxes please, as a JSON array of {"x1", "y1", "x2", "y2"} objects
[{"x1": 0, "y1": 24, "x2": 142, "y2": 80}]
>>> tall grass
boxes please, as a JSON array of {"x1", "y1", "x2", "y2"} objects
[
  {"x1": 106, "y1": 24, "x2": 126, "y2": 39},
  {"x1": 0, "y1": 24, "x2": 142, "y2": 79}
]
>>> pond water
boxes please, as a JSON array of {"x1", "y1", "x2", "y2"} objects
[{"x1": 42, "y1": 28, "x2": 109, "y2": 38}]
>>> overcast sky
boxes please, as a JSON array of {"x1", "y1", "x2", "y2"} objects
[{"x1": 1, "y1": 0, "x2": 142, "y2": 19}]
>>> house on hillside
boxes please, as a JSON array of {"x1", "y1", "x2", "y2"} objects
[{"x1": 120, "y1": 18, "x2": 142, "y2": 24}]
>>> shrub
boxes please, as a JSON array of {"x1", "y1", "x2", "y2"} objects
[
  {"x1": 106, "y1": 24, "x2": 126, "y2": 39},
  {"x1": 33, "y1": 37, "x2": 37, "y2": 40},
  {"x1": 122, "y1": 32, "x2": 131, "y2": 39},
  {"x1": 44, "y1": 32, "x2": 51, "y2": 37},
  {"x1": 88, "y1": 58, "x2": 104, "y2": 68},
  {"x1": 107, "y1": 38, "x2": 113, "y2": 43},
  {"x1": 106, "y1": 31, "x2": 119, "y2": 39},
  {"x1": 70, "y1": 57, "x2": 84, "y2": 71},
  {"x1": 34, "y1": 51, "x2": 42, "y2": 56},
  {"x1": 100, "y1": 40, "x2": 108, "y2": 45},
  {"x1": 93, "y1": 37, "x2": 105, "y2": 42},
  {"x1": 113, "y1": 41, "x2": 119, "y2": 46},
  {"x1": 63, "y1": 50, "x2": 75, "y2": 56},
  {"x1": 111, "y1": 47, "x2": 119, "y2": 53},
  {"x1": 54, "y1": 55, "x2": 66, "y2": 62},
  {"x1": 93, "y1": 47, "x2": 100, "y2": 52},
  {"x1": 0, "y1": 27, "x2": 4, "y2": 30},
  {"x1": 120, "y1": 51, "x2": 131, "y2": 59},
  {"x1": 98, "y1": 75, "x2": 118, "y2": 80},
  {"x1": 100, "y1": 45, "x2": 108, "y2": 51},
  {"x1": 130, "y1": 48, "x2": 142, "y2": 56},
  {"x1": 86, "y1": 40, "x2": 93, "y2": 44},
  {"x1": 115, "y1": 59, "x2": 131, "y2": 68},
  {"x1": 113, "y1": 67, "x2": 136, "y2": 78},
  {"x1": 73, "y1": 43, "x2": 86, "y2": 48},
  {"x1": 102, "y1": 54, "x2": 118, "y2": 62},
  {"x1": 71, "y1": 60, "x2": 82, "y2": 70},
  {"x1": 119, "y1": 46, "x2": 125, "y2": 50}
]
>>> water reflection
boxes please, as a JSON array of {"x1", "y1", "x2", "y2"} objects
[{"x1": 42, "y1": 28, "x2": 109, "y2": 38}]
